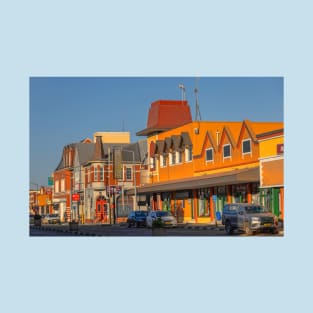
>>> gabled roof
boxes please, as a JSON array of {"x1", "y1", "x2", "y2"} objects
[{"x1": 220, "y1": 126, "x2": 237, "y2": 149}]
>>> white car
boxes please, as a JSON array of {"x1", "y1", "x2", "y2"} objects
[{"x1": 146, "y1": 210, "x2": 177, "y2": 228}]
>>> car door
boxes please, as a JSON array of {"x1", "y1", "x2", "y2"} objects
[{"x1": 237, "y1": 206, "x2": 246, "y2": 229}]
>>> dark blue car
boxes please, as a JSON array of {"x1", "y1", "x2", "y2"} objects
[{"x1": 127, "y1": 211, "x2": 148, "y2": 228}]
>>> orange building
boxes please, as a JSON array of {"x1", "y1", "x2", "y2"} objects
[{"x1": 137, "y1": 99, "x2": 284, "y2": 223}]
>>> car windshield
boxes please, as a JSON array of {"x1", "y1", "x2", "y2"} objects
[
  {"x1": 156, "y1": 211, "x2": 172, "y2": 217},
  {"x1": 244, "y1": 206, "x2": 269, "y2": 214},
  {"x1": 135, "y1": 212, "x2": 147, "y2": 217}
]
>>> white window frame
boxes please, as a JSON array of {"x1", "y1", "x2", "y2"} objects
[
  {"x1": 176, "y1": 151, "x2": 182, "y2": 164},
  {"x1": 160, "y1": 155, "x2": 167, "y2": 168},
  {"x1": 126, "y1": 167, "x2": 132, "y2": 180},
  {"x1": 185, "y1": 147, "x2": 192, "y2": 162},
  {"x1": 242, "y1": 139, "x2": 252, "y2": 155},
  {"x1": 205, "y1": 147, "x2": 214, "y2": 162},
  {"x1": 170, "y1": 151, "x2": 176, "y2": 166},
  {"x1": 150, "y1": 157, "x2": 155, "y2": 170},
  {"x1": 223, "y1": 144, "x2": 231, "y2": 160}
]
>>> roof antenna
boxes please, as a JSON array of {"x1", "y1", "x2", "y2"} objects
[
  {"x1": 179, "y1": 84, "x2": 186, "y2": 101},
  {"x1": 194, "y1": 77, "x2": 202, "y2": 121}
]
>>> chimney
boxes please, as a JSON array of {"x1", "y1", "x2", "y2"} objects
[{"x1": 93, "y1": 136, "x2": 105, "y2": 160}]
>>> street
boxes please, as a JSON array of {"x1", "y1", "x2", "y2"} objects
[{"x1": 29, "y1": 223, "x2": 284, "y2": 237}]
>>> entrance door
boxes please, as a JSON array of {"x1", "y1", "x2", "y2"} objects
[{"x1": 96, "y1": 196, "x2": 108, "y2": 223}]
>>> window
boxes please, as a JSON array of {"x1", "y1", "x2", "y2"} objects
[
  {"x1": 94, "y1": 167, "x2": 98, "y2": 181},
  {"x1": 223, "y1": 144, "x2": 231, "y2": 159},
  {"x1": 126, "y1": 167, "x2": 132, "y2": 180},
  {"x1": 160, "y1": 155, "x2": 166, "y2": 167},
  {"x1": 170, "y1": 152, "x2": 176, "y2": 165},
  {"x1": 242, "y1": 139, "x2": 251, "y2": 154},
  {"x1": 205, "y1": 148, "x2": 214, "y2": 162},
  {"x1": 55, "y1": 180, "x2": 59, "y2": 193},
  {"x1": 60, "y1": 178, "x2": 65, "y2": 192},
  {"x1": 150, "y1": 157, "x2": 156, "y2": 170},
  {"x1": 177, "y1": 151, "x2": 182, "y2": 164},
  {"x1": 185, "y1": 147, "x2": 192, "y2": 162},
  {"x1": 99, "y1": 167, "x2": 104, "y2": 181}
]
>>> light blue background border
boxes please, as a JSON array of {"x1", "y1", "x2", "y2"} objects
[{"x1": 1, "y1": 1, "x2": 312, "y2": 312}]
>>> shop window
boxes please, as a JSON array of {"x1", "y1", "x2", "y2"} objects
[{"x1": 242, "y1": 139, "x2": 251, "y2": 155}]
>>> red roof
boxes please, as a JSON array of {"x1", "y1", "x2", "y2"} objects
[{"x1": 137, "y1": 100, "x2": 192, "y2": 136}]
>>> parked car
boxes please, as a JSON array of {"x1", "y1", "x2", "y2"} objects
[
  {"x1": 127, "y1": 211, "x2": 148, "y2": 228},
  {"x1": 222, "y1": 203, "x2": 278, "y2": 235},
  {"x1": 146, "y1": 210, "x2": 177, "y2": 228},
  {"x1": 42, "y1": 214, "x2": 61, "y2": 224}
]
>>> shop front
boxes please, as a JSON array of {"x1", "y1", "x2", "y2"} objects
[{"x1": 138, "y1": 167, "x2": 260, "y2": 224}]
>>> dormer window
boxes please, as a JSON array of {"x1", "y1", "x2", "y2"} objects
[
  {"x1": 242, "y1": 139, "x2": 251, "y2": 155},
  {"x1": 205, "y1": 148, "x2": 214, "y2": 162},
  {"x1": 223, "y1": 144, "x2": 231, "y2": 159},
  {"x1": 160, "y1": 155, "x2": 167, "y2": 167},
  {"x1": 185, "y1": 147, "x2": 192, "y2": 162}
]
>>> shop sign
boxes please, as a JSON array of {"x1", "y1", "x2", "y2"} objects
[
  {"x1": 233, "y1": 184, "x2": 247, "y2": 192},
  {"x1": 106, "y1": 186, "x2": 121, "y2": 194},
  {"x1": 175, "y1": 190, "x2": 191, "y2": 199},
  {"x1": 72, "y1": 193, "x2": 80, "y2": 201}
]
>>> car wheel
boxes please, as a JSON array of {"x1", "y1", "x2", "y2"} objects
[
  {"x1": 225, "y1": 221, "x2": 233, "y2": 235},
  {"x1": 245, "y1": 223, "x2": 253, "y2": 235}
]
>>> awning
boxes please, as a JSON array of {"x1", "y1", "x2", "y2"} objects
[{"x1": 136, "y1": 167, "x2": 259, "y2": 194}]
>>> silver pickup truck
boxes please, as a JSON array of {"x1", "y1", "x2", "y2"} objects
[{"x1": 222, "y1": 203, "x2": 278, "y2": 235}]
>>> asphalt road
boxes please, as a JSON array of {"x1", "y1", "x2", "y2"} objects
[{"x1": 29, "y1": 223, "x2": 283, "y2": 237}]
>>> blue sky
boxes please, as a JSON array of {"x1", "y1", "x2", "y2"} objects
[{"x1": 30, "y1": 77, "x2": 283, "y2": 187}]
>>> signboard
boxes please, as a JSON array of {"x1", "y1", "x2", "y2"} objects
[
  {"x1": 72, "y1": 193, "x2": 80, "y2": 201},
  {"x1": 48, "y1": 177, "x2": 54, "y2": 186},
  {"x1": 113, "y1": 149, "x2": 123, "y2": 179},
  {"x1": 106, "y1": 186, "x2": 121, "y2": 195}
]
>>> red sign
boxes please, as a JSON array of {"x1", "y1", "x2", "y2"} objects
[
  {"x1": 277, "y1": 144, "x2": 284, "y2": 155},
  {"x1": 72, "y1": 193, "x2": 80, "y2": 201}
]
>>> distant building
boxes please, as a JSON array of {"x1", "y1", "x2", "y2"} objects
[{"x1": 52, "y1": 132, "x2": 147, "y2": 223}]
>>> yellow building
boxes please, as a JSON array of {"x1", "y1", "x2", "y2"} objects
[{"x1": 257, "y1": 128, "x2": 284, "y2": 220}]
